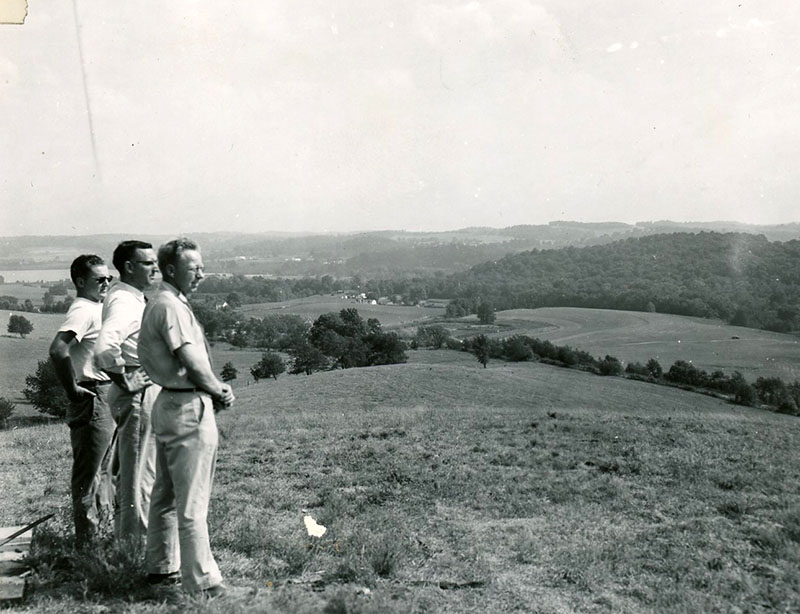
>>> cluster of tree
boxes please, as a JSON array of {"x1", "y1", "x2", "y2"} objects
[
  {"x1": 657, "y1": 360, "x2": 800, "y2": 414},
  {"x1": 0, "y1": 296, "x2": 35, "y2": 312},
  {"x1": 190, "y1": 302, "x2": 310, "y2": 350},
  {"x1": 40, "y1": 285, "x2": 73, "y2": 313},
  {"x1": 443, "y1": 298, "x2": 496, "y2": 323},
  {"x1": 433, "y1": 233, "x2": 800, "y2": 332},
  {"x1": 304, "y1": 308, "x2": 407, "y2": 371},
  {"x1": 353, "y1": 233, "x2": 800, "y2": 333},
  {"x1": 457, "y1": 332, "x2": 800, "y2": 415},
  {"x1": 194, "y1": 275, "x2": 346, "y2": 305}
]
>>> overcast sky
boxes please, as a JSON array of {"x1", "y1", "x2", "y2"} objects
[{"x1": 1, "y1": 1, "x2": 799, "y2": 236}]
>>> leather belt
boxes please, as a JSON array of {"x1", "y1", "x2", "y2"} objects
[
  {"x1": 161, "y1": 387, "x2": 200, "y2": 393},
  {"x1": 77, "y1": 380, "x2": 112, "y2": 389}
]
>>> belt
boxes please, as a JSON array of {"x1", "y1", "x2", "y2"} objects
[
  {"x1": 161, "y1": 387, "x2": 200, "y2": 393},
  {"x1": 124, "y1": 365, "x2": 142, "y2": 373},
  {"x1": 77, "y1": 380, "x2": 112, "y2": 389}
]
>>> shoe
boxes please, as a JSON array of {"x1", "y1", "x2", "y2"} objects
[
  {"x1": 201, "y1": 584, "x2": 227, "y2": 599},
  {"x1": 201, "y1": 584, "x2": 256, "y2": 600},
  {"x1": 147, "y1": 571, "x2": 181, "y2": 586}
]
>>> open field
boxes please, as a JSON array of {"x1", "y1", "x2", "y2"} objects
[
  {"x1": 0, "y1": 283, "x2": 74, "y2": 306},
  {"x1": 457, "y1": 307, "x2": 800, "y2": 382},
  {"x1": 1, "y1": 351, "x2": 799, "y2": 612},
  {"x1": 239, "y1": 295, "x2": 442, "y2": 327},
  {"x1": 5, "y1": 303, "x2": 800, "y2": 412},
  {"x1": 0, "y1": 310, "x2": 266, "y2": 408}
]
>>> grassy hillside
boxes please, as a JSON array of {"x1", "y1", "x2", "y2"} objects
[
  {"x1": 239, "y1": 295, "x2": 443, "y2": 327},
  {"x1": 1, "y1": 352, "x2": 799, "y2": 613},
  {"x1": 483, "y1": 307, "x2": 800, "y2": 382}
]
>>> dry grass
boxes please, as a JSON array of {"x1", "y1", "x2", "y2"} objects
[{"x1": 2, "y1": 352, "x2": 800, "y2": 613}]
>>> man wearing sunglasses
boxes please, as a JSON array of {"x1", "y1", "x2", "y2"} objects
[
  {"x1": 95, "y1": 240, "x2": 160, "y2": 546},
  {"x1": 49, "y1": 254, "x2": 116, "y2": 546}
]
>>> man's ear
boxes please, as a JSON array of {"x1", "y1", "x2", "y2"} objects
[
  {"x1": 164, "y1": 263, "x2": 175, "y2": 278},
  {"x1": 75, "y1": 277, "x2": 86, "y2": 290},
  {"x1": 124, "y1": 260, "x2": 135, "y2": 276}
]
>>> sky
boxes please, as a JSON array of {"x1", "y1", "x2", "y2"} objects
[{"x1": 1, "y1": 1, "x2": 799, "y2": 236}]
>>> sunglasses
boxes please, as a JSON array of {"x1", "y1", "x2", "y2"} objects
[{"x1": 94, "y1": 275, "x2": 114, "y2": 284}]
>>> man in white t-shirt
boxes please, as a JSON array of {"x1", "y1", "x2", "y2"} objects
[{"x1": 49, "y1": 254, "x2": 116, "y2": 546}]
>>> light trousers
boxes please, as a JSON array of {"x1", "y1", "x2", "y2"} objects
[
  {"x1": 145, "y1": 390, "x2": 222, "y2": 592},
  {"x1": 109, "y1": 381, "x2": 159, "y2": 544}
]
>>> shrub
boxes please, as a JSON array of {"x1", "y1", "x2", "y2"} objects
[
  {"x1": 598, "y1": 355, "x2": 623, "y2": 376},
  {"x1": 625, "y1": 362, "x2": 649, "y2": 376},
  {"x1": 251, "y1": 352, "x2": 285, "y2": 381},
  {"x1": 0, "y1": 396, "x2": 14, "y2": 429},
  {"x1": 445, "y1": 337, "x2": 463, "y2": 351},
  {"x1": 24, "y1": 359, "x2": 69, "y2": 418},
  {"x1": 415, "y1": 325, "x2": 449, "y2": 349},
  {"x1": 221, "y1": 361, "x2": 238, "y2": 382},
  {"x1": 503, "y1": 336, "x2": 533, "y2": 362},
  {"x1": 733, "y1": 382, "x2": 757, "y2": 407},
  {"x1": 646, "y1": 358, "x2": 663, "y2": 379}
]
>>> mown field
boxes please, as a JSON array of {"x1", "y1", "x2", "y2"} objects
[
  {"x1": 1, "y1": 352, "x2": 799, "y2": 613},
  {"x1": 465, "y1": 307, "x2": 800, "y2": 382},
  {"x1": 239, "y1": 295, "x2": 442, "y2": 327}
]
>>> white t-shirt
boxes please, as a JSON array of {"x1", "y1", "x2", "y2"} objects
[{"x1": 58, "y1": 297, "x2": 110, "y2": 383}]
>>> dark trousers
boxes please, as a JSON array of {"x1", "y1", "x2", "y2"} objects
[{"x1": 67, "y1": 382, "x2": 116, "y2": 545}]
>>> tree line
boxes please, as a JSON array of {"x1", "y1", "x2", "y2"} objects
[
  {"x1": 446, "y1": 333, "x2": 799, "y2": 415},
  {"x1": 187, "y1": 232, "x2": 800, "y2": 334}
]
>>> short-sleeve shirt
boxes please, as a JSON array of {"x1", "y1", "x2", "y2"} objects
[
  {"x1": 57, "y1": 297, "x2": 111, "y2": 383},
  {"x1": 94, "y1": 281, "x2": 146, "y2": 373},
  {"x1": 139, "y1": 282, "x2": 211, "y2": 389}
]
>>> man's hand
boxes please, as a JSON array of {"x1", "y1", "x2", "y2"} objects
[
  {"x1": 213, "y1": 383, "x2": 235, "y2": 412},
  {"x1": 122, "y1": 369, "x2": 152, "y2": 393},
  {"x1": 68, "y1": 385, "x2": 96, "y2": 403},
  {"x1": 108, "y1": 368, "x2": 152, "y2": 393}
]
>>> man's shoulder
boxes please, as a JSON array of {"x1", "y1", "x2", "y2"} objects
[{"x1": 65, "y1": 297, "x2": 100, "y2": 318}]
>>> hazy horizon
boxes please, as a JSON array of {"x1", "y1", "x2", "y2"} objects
[
  {"x1": 3, "y1": 218, "x2": 800, "y2": 241},
  {"x1": 3, "y1": 2, "x2": 800, "y2": 236}
]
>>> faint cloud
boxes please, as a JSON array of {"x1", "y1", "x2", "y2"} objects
[{"x1": 606, "y1": 43, "x2": 623, "y2": 52}]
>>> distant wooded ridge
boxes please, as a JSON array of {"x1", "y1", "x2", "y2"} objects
[
  {"x1": 2, "y1": 220, "x2": 800, "y2": 277},
  {"x1": 188, "y1": 231, "x2": 800, "y2": 334}
]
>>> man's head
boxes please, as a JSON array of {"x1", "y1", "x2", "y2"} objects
[
  {"x1": 112, "y1": 240, "x2": 158, "y2": 291},
  {"x1": 70, "y1": 254, "x2": 111, "y2": 303},
  {"x1": 158, "y1": 237, "x2": 205, "y2": 296}
]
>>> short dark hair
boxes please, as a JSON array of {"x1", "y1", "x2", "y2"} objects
[
  {"x1": 70, "y1": 254, "x2": 105, "y2": 285},
  {"x1": 157, "y1": 237, "x2": 199, "y2": 274},
  {"x1": 112, "y1": 240, "x2": 153, "y2": 274}
]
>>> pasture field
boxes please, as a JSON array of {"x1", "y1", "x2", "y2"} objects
[
  {"x1": 0, "y1": 283, "x2": 68, "y2": 305},
  {"x1": 0, "y1": 310, "x2": 265, "y2": 411},
  {"x1": 0, "y1": 311, "x2": 64, "y2": 403},
  {"x1": 239, "y1": 295, "x2": 442, "y2": 327},
  {"x1": 1, "y1": 352, "x2": 799, "y2": 612},
  {"x1": 459, "y1": 307, "x2": 800, "y2": 382}
]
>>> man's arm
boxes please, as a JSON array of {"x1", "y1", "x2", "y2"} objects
[
  {"x1": 95, "y1": 300, "x2": 151, "y2": 392},
  {"x1": 49, "y1": 331, "x2": 95, "y2": 402},
  {"x1": 175, "y1": 342, "x2": 234, "y2": 407}
]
